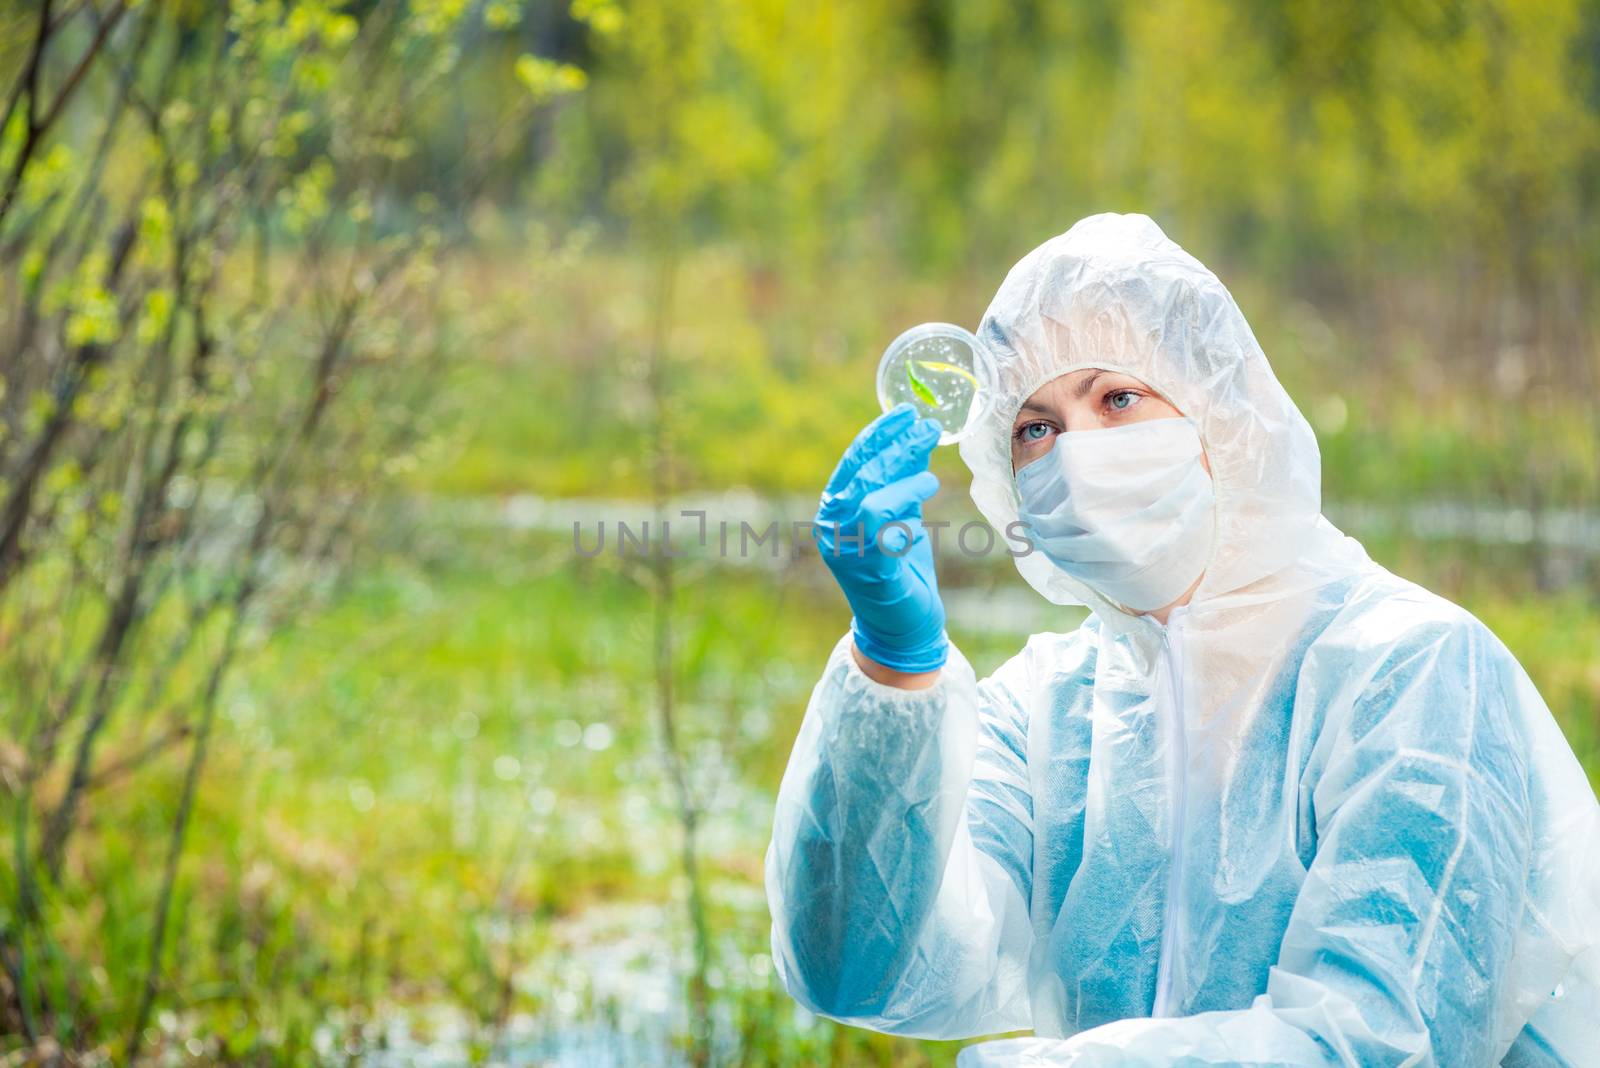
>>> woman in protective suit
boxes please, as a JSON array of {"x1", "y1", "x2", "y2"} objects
[{"x1": 765, "y1": 213, "x2": 1600, "y2": 1066}]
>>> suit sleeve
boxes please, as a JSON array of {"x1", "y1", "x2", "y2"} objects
[{"x1": 765, "y1": 633, "x2": 1042, "y2": 1039}]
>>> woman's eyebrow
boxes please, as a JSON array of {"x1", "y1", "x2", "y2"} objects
[{"x1": 1015, "y1": 371, "x2": 1119, "y2": 424}]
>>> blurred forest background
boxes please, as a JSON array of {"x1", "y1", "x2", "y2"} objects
[{"x1": 0, "y1": 0, "x2": 1596, "y2": 1064}]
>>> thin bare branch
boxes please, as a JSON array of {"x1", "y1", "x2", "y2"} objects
[
  {"x1": 82, "y1": 721, "x2": 193, "y2": 794},
  {"x1": 34, "y1": 1, "x2": 131, "y2": 135},
  {"x1": 0, "y1": 218, "x2": 140, "y2": 594},
  {"x1": 0, "y1": 1, "x2": 53, "y2": 171},
  {"x1": 0, "y1": 1, "x2": 131, "y2": 230}
]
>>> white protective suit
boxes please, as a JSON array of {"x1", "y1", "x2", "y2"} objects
[{"x1": 765, "y1": 214, "x2": 1600, "y2": 1066}]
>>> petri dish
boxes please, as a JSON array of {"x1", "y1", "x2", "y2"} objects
[{"x1": 876, "y1": 322, "x2": 997, "y2": 445}]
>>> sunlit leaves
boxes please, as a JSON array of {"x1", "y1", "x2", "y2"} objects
[
  {"x1": 571, "y1": 0, "x2": 625, "y2": 36},
  {"x1": 24, "y1": 391, "x2": 55, "y2": 435},
  {"x1": 279, "y1": 158, "x2": 335, "y2": 235},
  {"x1": 285, "y1": 2, "x2": 357, "y2": 48},
  {"x1": 0, "y1": 6, "x2": 575, "y2": 1049},
  {"x1": 411, "y1": 0, "x2": 473, "y2": 37},
  {"x1": 515, "y1": 55, "x2": 589, "y2": 103},
  {"x1": 59, "y1": 254, "x2": 122, "y2": 348},
  {"x1": 208, "y1": 105, "x2": 231, "y2": 152},
  {"x1": 484, "y1": 0, "x2": 523, "y2": 31},
  {"x1": 137, "y1": 196, "x2": 171, "y2": 264},
  {"x1": 269, "y1": 109, "x2": 317, "y2": 159},
  {"x1": 136, "y1": 288, "x2": 174, "y2": 346},
  {"x1": 16, "y1": 142, "x2": 76, "y2": 207}
]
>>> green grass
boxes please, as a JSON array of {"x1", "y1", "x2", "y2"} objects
[
  {"x1": 42, "y1": 525, "x2": 971, "y2": 1062},
  {"x1": 28, "y1": 505, "x2": 1594, "y2": 1062}
]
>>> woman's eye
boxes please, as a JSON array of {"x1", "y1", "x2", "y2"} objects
[
  {"x1": 1107, "y1": 390, "x2": 1140, "y2": 412},
  {"x1": 1017, "y1": 421, "x2": 1053, "y2": 443}
]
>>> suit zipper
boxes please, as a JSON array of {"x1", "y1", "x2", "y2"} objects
[{"x1": 1152, "y1": 608, "x2": 1187, "y2": 1017}]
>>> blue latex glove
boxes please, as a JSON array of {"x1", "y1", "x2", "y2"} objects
[{"x1": 814, "y1": 404, "x2": 947, "y2": 673}]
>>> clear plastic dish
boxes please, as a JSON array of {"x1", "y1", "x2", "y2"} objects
[{"x1": 875, "y1": 322, "x2": 997, "y2": 445}]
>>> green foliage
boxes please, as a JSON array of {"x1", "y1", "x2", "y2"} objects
[
  {"x1": 515, "y1": 54, "x2": 588, "y2": 101},
  {"x1": 0, "y1": 0, "x2": 582, "y2": 1060},
  {"x1": 2, "y1": 0, "x2": 1597, "y2": 1062}
]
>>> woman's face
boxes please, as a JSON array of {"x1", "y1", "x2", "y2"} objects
[{"x1": 1010, "y1": 368, "x2": 1194, "y2": 473}]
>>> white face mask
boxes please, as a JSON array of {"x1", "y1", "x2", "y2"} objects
[{"x1": 1015, "y1": 417, "x2": 1215, "y2": 613}]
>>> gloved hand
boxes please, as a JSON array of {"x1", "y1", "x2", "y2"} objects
[{"x1": 814, "y1": 403, "x2": 948, "y2": 673}]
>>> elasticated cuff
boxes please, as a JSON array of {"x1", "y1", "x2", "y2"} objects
[{"x1": 849, "y1": 619, "x2": 949, "y2": 674}]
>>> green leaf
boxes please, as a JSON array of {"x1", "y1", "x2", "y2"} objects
[
  {"x1": 484, "y1": 0, "x2": 522, "y2": 30},
  {"x1": 913, "y1": 359, "x2": 979, "y2": 389},
  {"x1": 514, "y1": 55, "x2": 587, "y2": 103},
  {"x1": 905, "y1": 362, "x2": 939, "y2": 407}
]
